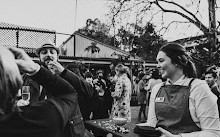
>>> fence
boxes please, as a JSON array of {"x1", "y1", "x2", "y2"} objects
[{"x1": 0, "y1": 22, "x2": 56, "y2": 54}]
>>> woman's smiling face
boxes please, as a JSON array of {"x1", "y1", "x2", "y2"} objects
[{"x1": 156, "y1": 51, "x2": 178, "y2": 80}]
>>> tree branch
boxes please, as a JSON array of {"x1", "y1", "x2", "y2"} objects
[
  {"x1": 157, "y1": 20, "x2": 190, "y2": 36},
  {"x1": 154, "y1": 0, "x2": 209, "y2": 34}
]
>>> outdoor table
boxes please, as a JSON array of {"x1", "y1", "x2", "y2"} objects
[{"x1": 84, "y1": 118, "x2": 140, "y2": 137}]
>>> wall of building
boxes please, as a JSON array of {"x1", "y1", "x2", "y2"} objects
[
  {"x1": 60, "y1": 33, "x2": 141, "y2": 61},
  {"x1": 74, "y1": 34, "x2": 134, "y2": 59}
]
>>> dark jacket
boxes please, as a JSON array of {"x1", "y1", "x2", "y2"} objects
[
  {"x1": 22, "y1": 74, "x2": 41, "y2": 103},
  {"x1": 92, "y1": 90, "x2": 112, "y2": 120},
  {"x1": 0, "y1": 67, "x2": 83, "y2": 137},
  {"x1": 21, "y1": 68, "x2": 86, "y2": 137},
  {"x1": 60, "y1": 69, "x2": 95, "y2": 121}
]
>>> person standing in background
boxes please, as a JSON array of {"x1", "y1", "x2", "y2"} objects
[
  {"x1": 146, "y1": 68, "x2": 162, "y2": 105},
  {"x1": 92, "y1": 80, "x2": 112, "y2": 120},
  {"x1": 137, "y1": 73, "x2": 148, "y2": 122},
  {"x1": 111, "y1": 64, "x2": 132, "y2": 122},
  {"x1": 205, "y1": 70, "x2": 220, "y2": 116},
  {"x1": 93, "y1": 69, "x2": 106, "y2": 86},
  {"x1": 105, "y1": 72, "x2": 115, "y2": 112},
  {"x1": 84, "y1": 71, "x2": 94, "y2": 87},
  {"x1": 205, "y1": 70, "x2": 220, "y2": 97}
]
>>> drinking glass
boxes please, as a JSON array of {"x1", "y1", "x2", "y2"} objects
[{"x1": 21, "y1": 86, "x2": 30, "y2": 101}]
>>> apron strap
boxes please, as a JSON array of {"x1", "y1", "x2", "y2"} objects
[{"x1": 188, "y1": 78, "x2": 195, "y2": 89}]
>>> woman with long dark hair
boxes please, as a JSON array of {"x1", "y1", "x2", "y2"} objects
[{"x1": 138, "y1": 43, "x2": 220, "y2": 137}]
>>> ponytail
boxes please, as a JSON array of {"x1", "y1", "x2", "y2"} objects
[{"x1": 183, "y1": 60, "x2": 197, "y2": 78}]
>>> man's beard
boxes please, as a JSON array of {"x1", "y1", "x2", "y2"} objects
[
  {"x1": 39, "y1": 56, "x2": 55, "y2": 69},
  {"x1": 44, "y1": 56, "x2": 54, "y2": 65}
]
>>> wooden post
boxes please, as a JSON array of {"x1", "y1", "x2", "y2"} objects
[{"x1": 208, "y1": 0, "x2": 217, "y2": 49}]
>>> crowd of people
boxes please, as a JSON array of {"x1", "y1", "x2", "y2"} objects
[{"x1": 0, "y1": 41, "x2": 220, "y2": 137}]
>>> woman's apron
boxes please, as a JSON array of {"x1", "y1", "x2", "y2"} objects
[{"x1": 155, "y1": 79, "x2": 200, "y2": 134}]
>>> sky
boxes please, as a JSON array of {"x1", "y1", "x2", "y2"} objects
[
  {"x1": 107, "y1": 0, "x2": 212, "y2": 42},
  {"x1": 0, "y1": 0, "x2": 108, "y2": 46},
  {"x1": 0, "y1": 0, "x2": 219, "y2": 47}
]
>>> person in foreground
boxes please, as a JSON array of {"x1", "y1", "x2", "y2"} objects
[
  {"x1": 0, "y1": 46, "x2": 83, "y2": 137},
  {"x1": 137, "y1": 43, "x2": 220, "y2": 137}
]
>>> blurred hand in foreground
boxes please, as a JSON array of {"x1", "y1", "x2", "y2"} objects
[{"x1": 8, "y1": 47, "x2": 39, "y2": 74}]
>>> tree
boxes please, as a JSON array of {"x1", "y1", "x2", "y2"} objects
[
  {"x1": 135, "y1": 23, "x2": 166, "y2": 61},
  {"x1": 107, "y1": 0, "x2": 220, "y2": 62},
  {"x1": 85, "y1": 42, "x2": 100, "y2": 69},
  {"x1": 77, "y1": 18, "x2": 165, "y2": 61},
  {"x1": 115, "y1": 22, "x2": 166, "y2": 61},
  {"x1": 77, "y1": 18, "x2": 120, "y2": 47},
  {"x1": 85, "y1": 42, "x2": 100, "y2": 54}
]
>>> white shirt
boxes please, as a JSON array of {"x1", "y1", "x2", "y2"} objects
[
  {"x1": 139, "y1": 76, "x2": 220, "y2": 137},
  {"x1": 145, "y1": 78, "x2": 162, "y2": 92}
]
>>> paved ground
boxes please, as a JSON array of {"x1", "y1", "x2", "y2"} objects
[{"x1": 130, "y1": 105, "x2": 149, "y2": 124}]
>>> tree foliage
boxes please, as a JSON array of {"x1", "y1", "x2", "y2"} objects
[
  {"x1": 77, "y1": 18, "x2": 166, "y2": 61},
  {"x1": 107, "y1": 0, "x2": 220, "y2": 38},
  {"x1": 84, "y1": 42, "x2": 100, "y2": 69},
  {"x1": 85, "y1": 42, "x2": 100, "y2": 54},
  {"x1": 116, "y1": 22, "x2": 167, "y2": 61},
  {"x1": 76, "y1": 18, "x2": 120, "y2": 47},
  {"x1": 106, "y1": 0, "x2": 220, "y2": 68}
]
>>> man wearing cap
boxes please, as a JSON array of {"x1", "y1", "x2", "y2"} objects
[
  {"x1": 20, "y1": 40, "x2": 94, "y2": 137},
  {"x1": 21, "y1": 40, "x2": 61, "y2": 103},
  {"x1": 36, "y1": 40, "x2": 95, "y2": 120},
  {"x1": 35, "y1": 40, "x2": 60, "y2": 69}
]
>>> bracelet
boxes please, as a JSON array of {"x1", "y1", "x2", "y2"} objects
[{"x1": 27, "y1": 64, "x2": 40, "y2": 76}]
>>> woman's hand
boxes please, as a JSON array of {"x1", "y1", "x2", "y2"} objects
[{"x1": 157, "y1": 127, "x2": 181, "y2": 137}]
